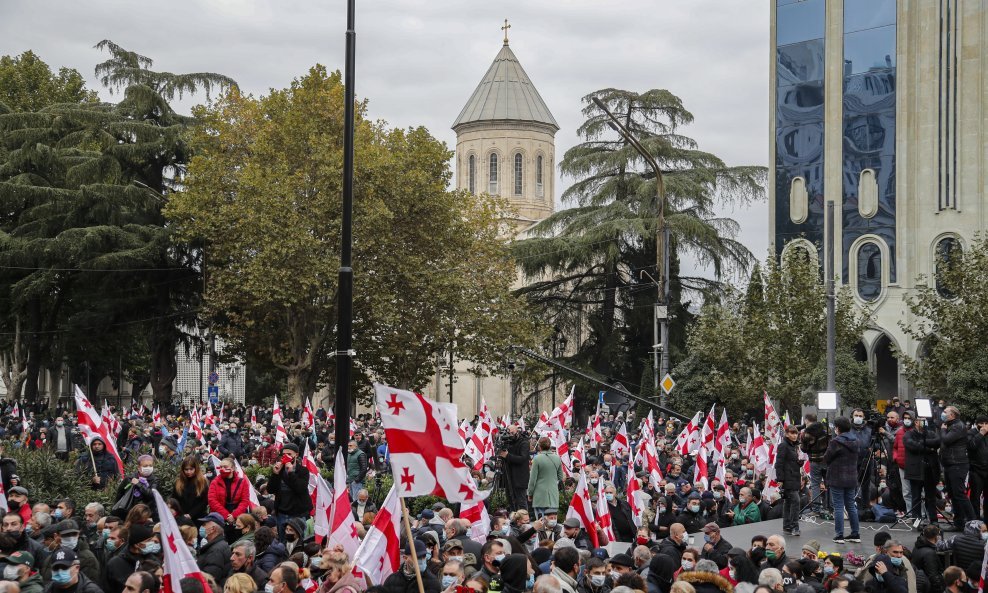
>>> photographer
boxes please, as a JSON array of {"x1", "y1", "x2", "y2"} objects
[
  {"x1": 940, "y1": 406, "x2": 976, "y2": 530},
  {"x1": 499, "y1": 424, "x2": 531, "y2": 511}
]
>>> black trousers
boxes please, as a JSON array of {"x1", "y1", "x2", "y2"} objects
[
  {"x1": 782, "y1": 488, "x2": 800, "y2": 532},
  {"x1": 944, "y1": 463, "x2": 976, "y2": 528},
  {"x1": 909, "y1": 477, "x2": 938, "y2": 523},
  {"x1": 969, "y1": 469, "x2": 988, "y2": 521}
]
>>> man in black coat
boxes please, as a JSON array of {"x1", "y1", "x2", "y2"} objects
[
  {"x1": 699, "y1": 522, "x2": 732, "y2": 569},
  {"x1": 499, "y1": 425, "x2": 531, "y2": 512},
  {"x1": 76, "y1": 437, "x2": 120, "y2": 490},
  {"x1": 655, "y1": 523, "x2": 686, "y2": 566},
  {"x1": 776, "y1": 425, "x2": 803, "y2": 535},
  {"x1": 940, "y1": 406, "x2": 976, "y2": 529},
  {"x1": 382, "y1": 540, "x2": 442, "y2": 593},
  {"x1": 105, "y1": 524, "x2": 155, "y2": 593},
  {"x1": 910, "y1": 525, "x2": 944, "y2": 593},
  {"x1": 219, "y1": 426, "x2": 244, "y2": 459},
  {"x1": 603, "y1": 483, "x2": 636, "y2": 542},
  {"x1": 267, "y1": 444, "x2": 313, "y2": 526},
  {"x1": 967, "y1": 418, "x2": 988, "y2": 522},
  {"x1": 800, "y1": 414, "x2": 830, "y2": 515},
  {"x1": 197, "y1": 513, "x2": 233, "y2": 587}
]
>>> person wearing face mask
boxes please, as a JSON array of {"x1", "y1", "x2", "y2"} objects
[
  {"x1": 528, "y1": 437, "x2": 564, "y2": 520},
  {"x1": 75, "y1": 437, "x2": 119, "y2": 491},
  {"x1": 114, "y1": 455, "x2": 159, "y2": 518},
  {"x1": 196, "y1": 513, "x2": 232, "y2": 587},
  {"x1": 864, "y1": 548, "x2": 910, "y2": 593},
  {"x1": 267, "y1": 565, "x2": 303, "y2": 593},
  {"x1": 104, "y1": 525, "x2": 156, "y2": 593},
  {"x1": 726, "y1": 487, "x2": 761, "y2": 526},
  {"x1": 700, "y1": 523, "x2": 733, "y2": 570},
  {"x1": 676, "y1": 493, "x2": 705, "y2": 534},
  {"x1": 939, "y1": 406, "x2": 977, "y2": 531},
  {"x1": 775, "y1": 425, "x2": 803, "y2": 536},
  {"x1": 967, "y1": 417, "x2": 988, "y2": 525},
  {"x1": 3, "y1": 510, "x2": 48, "y2": 566},
  {"x1": 941, "y1": 520, "x2": 988, "y2": 576},
  {"x1": 317, "y1": 547, "x2": 368, "y2": 593},
  {"x1": 943, "y1": 567, "x2": 970, "y2": 593},
  {"x1": 268, "y1": 443, "x2": 313, "y2": 538},
  {"x1": 577, "y1": 557, "x2": 612, "y2": 593},
  {"x1": 531, "y1": 510, "x2": 562, "y2": 543},
  {"x1": 382, "y1": 540, "x2": 442, "y2": 593},
  {"x1": 49, "y1": 416, "x2": 73, "y2": 461},
  {"x1": 799, "y1": 414, "x2": 831, "y2": 519},
  {"x1": 603, "y1": 485, "x2": 635, "y2": 543},
  {"x1": 219, "y1": 424, "x2": 244, "y2": 459},
  {"x1": 499, "y1": 554, "x2": 536, "y2": 593},
  {"x1": 823, "y1": 417, "x2": 862, "y2": 545},
  {"x1": 892, "y1": 412, "x2": 914, "y2": 516},
  {"x1": 230, "y1": 540, "x2": 268, "y2": 589},
  {"x1": 4, "y1": 551, "x2": 43, "y2": 593},
  {"x1": 207, "y1": 458, "x2": 251, "y2": 539},
  {"x1": 40, "y1": 521, "x2": 99, "y2": 584},
  {"x1": 847, "y1": 409, "x2": 874, "y2": 509},
  {"x1": 44, "y1": 548, "x2": 103, "y2": 593},
  {"x1": 550, "y1": 546, "x2": 581, "y2": 593},
  {"x1": 909, "y1": 525, "x2": 944, "y2": 593},
  {"x1": 438, "y1": 559, "x2": 466, "y2": 593}
]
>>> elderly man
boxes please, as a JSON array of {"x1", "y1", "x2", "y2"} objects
[
  {"x1": 700, "y1": 522, "x2": 732, "y2": 569},
  {"x1": 603, "y1": 483, "x2": 636, "y2": 543},
  {"x1": 197, "y1": 513, "x2": 232, "y2": 586},
  {"x1": 351, "y1": 489, "x2": 377, "y2": 520},
  {"x1": 726, "y1": 487, "x2": 761, "y2": 526},
  {"x1": 81, "y1": 504, "x2": 104, "y2": 549},
  {"x1": 231, "y1": 540, "x2": 268, "y2": 588},
  {"x1": 762, "y1": 535, "x2": 788, "y2": 572}
]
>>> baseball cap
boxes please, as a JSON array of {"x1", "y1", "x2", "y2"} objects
[
  {"x1": 56, "y1": 520, "x2": 81, "y2": 535},
  {"x1": 199, "y1": 512, "x2": 227, "y2": 526},
  {"x1": 443, "y1": 539, "x2": 464, "y2": 552},
  {"x1": 702, "y1": 522, "x2": 720, "y2": 534},
  {"x1": 6, "y1": 551, "x2": 34, "y2": 567},
  {"x1": 50, "y1": 548, "x2": 77, "y2": 569},
  {"x1": 405, "y1": 539, "x2": 428, "y2": 558}
]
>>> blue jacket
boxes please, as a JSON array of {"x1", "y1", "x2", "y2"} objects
[{"x1": 823, "y1": 432, "x2": 860, "y2": 489}]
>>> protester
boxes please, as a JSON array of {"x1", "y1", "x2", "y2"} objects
[{"x1": 824, "y1": 417, "x2": 862, "y2": 544}]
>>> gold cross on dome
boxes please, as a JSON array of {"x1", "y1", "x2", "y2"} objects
[{"x1": 502, "y1": 19, "x2": 511, "y2": 45}]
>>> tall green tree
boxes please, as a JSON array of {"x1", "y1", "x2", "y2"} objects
[
  {"x1": 900, "y1": 235, "x2": 988, "y2": 417},
  {"x1": 167, "y1": 67, "x2": 534, "y2": 405},
  {"x1": 671, "y1": 251, "x2": 874, "y2": 418},
  {"x1": 0, "y1": 50, "x2": 98, "y2": 112},
  {"x1": 512, "y1": 88, "x2": 764, "y2": 415}
]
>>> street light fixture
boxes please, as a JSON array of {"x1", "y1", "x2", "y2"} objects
[{"x1": 591, "y1": 96, "x2": 671, "y2": 406}]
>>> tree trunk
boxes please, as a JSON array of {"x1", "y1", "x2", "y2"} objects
[
  {"x1": 286, "y1": 368, "x2": 308, "y2": 407},
  {"x1": 23, "y1": 299, "x2": 42, "y2": 404},
  {"x1": 1, "y1": 317, "x2": 28, "y2": 400}
]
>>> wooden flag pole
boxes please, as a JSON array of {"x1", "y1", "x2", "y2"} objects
[
  {"x1": 399, "y1": 497, "x2": 426, "y2": 593},
  {"x1": 88, "y1": 442, "x2": 99, "y2": 477}
]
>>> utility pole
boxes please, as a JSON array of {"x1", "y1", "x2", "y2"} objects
[
  {"x1": 334, "y1": 0, "x2": 356, "y2": 450},
  {"x1": 825, "y1": 201, "x2": 836, "y2": 391},
  {"x1": 592, "y1": 96, "x2": 670, "y2": 405}
]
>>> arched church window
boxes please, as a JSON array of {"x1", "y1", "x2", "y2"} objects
[
  {"x1": 856, "y1": 242, "x2": 882, "y2": 302},
  {"x1": 488, "y1": 153, "x2": 498, "y2": 194},
  {"x1": 468, "y1": 155, "x2": 476, "y2": 194},
  {"x1": 514, "y1": 153, "x2": 523, "y2": 196},
  {"x1": 935, "y1": 237, "x2": 961, "y2": 298},
  {"x1": 536, "y1": 155, "x2": 544, "y2": 198}
]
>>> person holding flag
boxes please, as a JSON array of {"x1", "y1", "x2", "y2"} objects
[{"x1": 74, "y1": 436, "x2": 120, "y2": 491}]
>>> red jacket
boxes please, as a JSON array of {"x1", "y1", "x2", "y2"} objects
[
  {"x1": 893, "y1": 427, "x2": 910, "y2": 469},
  {"x1": 207, "y1": 474, "x2": 252, "y2": 518}
]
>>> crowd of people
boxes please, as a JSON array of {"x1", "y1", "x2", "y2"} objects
[{"x1": 0, "y1": 395, "x2": 982, "y2": 593}]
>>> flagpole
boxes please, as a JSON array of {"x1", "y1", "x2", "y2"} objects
[
  {"x1": 87, "y1": 443, "x2": 98, "y2": 477},
  {"x1": 399, "y1": 497, "x2": 426, "y2": 593}
]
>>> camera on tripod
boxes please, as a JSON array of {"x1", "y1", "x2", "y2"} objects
[{"x1": 864, "y1": 410, "x2": 885, "y2": 430}]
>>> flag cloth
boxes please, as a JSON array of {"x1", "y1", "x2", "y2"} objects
[
  {"x1": 595, "y1": 476, "x2": 616, "y2": 543},
  {"x1": 461, "y1": 500, "x2": 491, "y2": 544},
  {"x1": 303, "y1": 398, "x2": 315, "y2": 429},
  {"x1": 0, "y1": 466, "x2": 7, "y2": 513},
  {"x1": 610, "y1": 422, "x2": 629, "y2": 458},
  {"x1": 329, "y1": 447, "x2": 361, "y2": 556},
  {"x1": 693, "y1": 442, "x2": 709, "y2": 489},
  {"x1": 763, "y1": 392, "x2": 781, "y2": 443},
  {"x1": 353, "y1": 484, "x2": 401, "y2": 585},
  {"x1": 627, "y1": 473, "x2": 645, "y2": 527},
  {"x1": 311, "y1": 472, "x2": 333, "y2": 545},
  {"x1": 676, "y1": 411, "x2": 702, "y2": 455},
  {"x1": 74, "y1": 386, "x2": 124, "y2": 476},
  {"x1": 714, "y1": 409, "x2": 731, "y2": 464},
  {"x1": 565, "y1": 469, "x2": 599, "y2": 548},
  {"x1": 153, "y1": 489, "x2": 212, "y2": 593},
  {"x1": 374, "y1": 384, "x2": 488, "y2": 503},
  {"x1": 751, "y1": 422, "x2": 770, "y2": 473}
]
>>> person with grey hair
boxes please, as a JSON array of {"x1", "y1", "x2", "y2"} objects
[
  {"x1": 29, "y1": 512, "x2": 50, "y2": 540},
  {"x1": 535, "y1": 574, "x2": 563, "y2": 593},
  {"x1": 759, "y1": 568, "x2": 784, "y2": 592},
  {"x1": 632, "y1": 545, "x2": 651, "y2": 577},
  {"x1": 694, "y1": 560, "x2": 719, "y2": 573},
  {"x1": 231, "y1": 540, "x2": 268, "y2": 588}
]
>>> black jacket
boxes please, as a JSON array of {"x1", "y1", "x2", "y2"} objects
[
  {"x1": 268, "y1": 462, "x2": 314, "y2": 517},
  {"x1": 800, "y1": 422, "x2": 830, "y2": 462},
  {"x1": 76, "y1": 448, "x2": 120, "y2": 489},
  {"x1": 940, "y1": 419, "x2": 969, "y2": 466},
  {"x1": 503, "y1": 435, "x2": 530, "y2": 489},
  {"x1": 775, "y1": 438, "x2": 802, "y2": 489},
  {"x1": 174, "y1": 482, "x2": 209, "y2": 521},
  {"x1": 656, "y1": 536, "x2": 685, "y2": 566},
  {"x1": 198, "y1": 536, "x2": 233, "y2": 587},
  {"x1": 700, "y1": 537, "x2": 733, "y2": 569},
  {"x1": 43, "y1": 573, "x2": 104, "y2": 593},
  {"x1": 904, "y1": 428, "x2": 940, "y2": 482},
  {"x1": 674, "y1": 508, "x2": 704, "y2": 535},
  {"x1": 910, "y1": 536, "x2": 943, "y2": 593},
  {"x1": 949, "y1": 526, "x2": 986, "y2": 573},
  {"x1": 219, "y1": 432, "x2": 244, "y2": 459},
  {"x1": 382, "y1": 567, "x2": 442, "y2": 593},
  {"x1": 968, "y1": 429, "x2": 988, "y2": 473},
  {"x1": 608, "y1": 499, "x2": 637, "y2": 542},
  {"x1": 105, "y1": 549, "x2": 143, "y2": 593}
]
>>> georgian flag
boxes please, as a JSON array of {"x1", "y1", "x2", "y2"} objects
[
  {"x1": 74, "y1": 386, "x2": 124, "y2": 476},
  {"x1": 303, "y1": 398, "x2": 315, "y2": 429},
  {"x1": 751, "y1": 422, "x2": 770, "y2": 473},
  {"x1": 153, "y1": 406, "x2": 161, "y2": 425},
  {"x1": 189, "y1": 407, "x2": 204, "y2": 444},
  {"x1": 565, "y1": 469, "x2": 599, "y2": 548},
  {"x1": 595, "y1": 476, "x2": 616, "y2": 543},
  {"x1": 0, "y1": 467, "x2": 7, "y2": 513},
  {"x1": 610, "y1": 422, "x2": 629, "y2": 458},
  {"x1": 571, "y1": 437, "x2": 586, "y2": 469},
  {"x1": 353, "y1": 484, "x2": 401, "y2": 585},
  {"x1": 549, "y1": 388, "x2": 575, "y2": 429},
  {"x1": 550, "y1": 429, "x2": 572, "y2": 477},
  {"x1": 312, "y1": 471, "x2": 333, "y2": 545},
  {"x1": 152, "y1": 489, "x2": 212, "y2": 593},
  {"x1": 676, "y1": 411, "x2": 702, "y2": 455},
  {"x1": 693, "y1": 441, "x2": 709, "y2": 489},
  {"x1": 458, "y1": 420, "x2": 472, "y2": 448},
  {"x1": 232, "y1": 459, "x2": 259, "y2": 509},
  {"x1": 374, "y1": 384, "x2": 489, "y2": 503},
  {"x1": 465, "y1": 399, "x2": 493, "y2": 470},
  {"x1": 271, "y1": 396, "x2": 288, "y2": 447},
  {"x1": 329, "y1": 447, "x2": 361, "y2": 556},
  {"x1": 714, "y1": 410, "x2": 731, "y2": 462},
  {"x1": 627, "y1": 473, "x2": 647, "y2": 528},
  {"x1": 461, "y1": 500, "x2": 491, "y2": 544},
  {"x1": 763, "y1": 392, "x2": 780, "y2": 443}
]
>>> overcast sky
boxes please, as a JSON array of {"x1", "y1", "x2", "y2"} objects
[{"x1": 1, "y1": 0, "x2": 770, "y2": 280}]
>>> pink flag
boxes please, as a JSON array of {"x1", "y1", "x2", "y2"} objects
[
  {"x1": 330, "y1": 447, "x2": 361, "y2": 556},
  {"x1": 153, "y1": 489, "x2": 213, "y2": 593},
  {"x1": 374, "y1": 384, "x2": 489, "y2": 503},
  {"x1": 352, "y1": 484, "x2": 401, "y2": 585},
  {"x1": 565, "y1": 469, "x2": 599, "y2": 548}
]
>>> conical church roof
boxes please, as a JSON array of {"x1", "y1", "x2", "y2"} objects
[{"x1": 452, "y1": 43, "x2": 559, "y2": 131}]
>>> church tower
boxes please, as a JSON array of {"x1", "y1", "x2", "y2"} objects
[{"x1": 452, "y1": 23, "x2": 559, "y2": 234}]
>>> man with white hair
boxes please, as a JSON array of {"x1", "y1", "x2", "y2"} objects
[
  {"x1": 762, "y1": 535, "x2": 788, "y2": 571},
  {"x1": 759, "y1": 568, "x2": 784, "y2": 592},
  {"x1": 535, "y1": 574, "x2": 563, "y2": 593}
]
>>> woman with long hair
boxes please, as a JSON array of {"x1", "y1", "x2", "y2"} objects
[{"x1": 174, "y1": 456, "x2": 209, "y2": 521}]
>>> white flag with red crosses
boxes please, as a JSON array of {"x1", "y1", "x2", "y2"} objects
[{"x1": 374, "y1": 384, "x2": 489, "y2": 504}]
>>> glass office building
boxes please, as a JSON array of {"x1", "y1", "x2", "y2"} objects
[{"x1": 769, "y1": 0, "x2": 987, "y2": 397}]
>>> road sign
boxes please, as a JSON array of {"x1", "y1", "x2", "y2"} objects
[
  {"x1": 208, "y1": 372, "x2": 219, "y2": 385},
  {"x1": 208, "y1": 385, "x2": 219, "y2": 404},
  {"x1": 660, "y1": 374, "x2": 676, "y2": 395}
]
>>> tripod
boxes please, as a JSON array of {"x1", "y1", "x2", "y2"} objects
[{"x1": 858, "y1": 426, "x2": 916, "y2": 531}]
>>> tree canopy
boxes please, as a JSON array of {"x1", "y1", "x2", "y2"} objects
[
  {"x1": 0, "y1": 50, "x2": 98, "y2": 112},
  {"x1": 167, "y1": 66, "x2": 535, "y2": 404}
]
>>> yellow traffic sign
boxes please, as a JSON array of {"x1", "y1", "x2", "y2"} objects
[{"x1": 661, "y1": 374, "x2": 675, "y2": 395}]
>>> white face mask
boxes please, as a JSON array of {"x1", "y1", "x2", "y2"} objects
[
  {"x1": 3, "y1": 566, "x2": 20, "y2": 580},
  {"x1": 140, "y1": 466, "x2": 154, "y2": 477}
]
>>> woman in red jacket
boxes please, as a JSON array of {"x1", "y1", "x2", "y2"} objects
[{"x1": 207, "y1": 457, "x2": 252, "y2": 540}]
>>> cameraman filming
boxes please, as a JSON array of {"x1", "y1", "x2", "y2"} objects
[{"x1": 499, "y1": 424, "x2": 531, "y2": 511}]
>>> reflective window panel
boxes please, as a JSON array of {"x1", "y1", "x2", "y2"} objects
[{"x1": 777, "y1": 0, "x2": 826, "y2": 46}]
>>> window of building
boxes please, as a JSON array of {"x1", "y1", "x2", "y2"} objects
[
  {"x1": 488, "y1": 153, "x2": 498, "y2": 194},
  {"x1": 514, "y1": 153, "x2": 523, "y2": 196},
  {"x1": 468, "y1": 155, "x2": 476, "y2": 194},
  {"x1": 935, "y1": 237, "x2": 961, "y2": 298},
  {"x1": 536, "y1": 155, "x2": 544, "y2": 198},
  {"x1": 776, "y1": 0, "x2": 825, "y2": 46},
  {"x1": 856, "y1": 242, "x2": 883, "y2": 302}
]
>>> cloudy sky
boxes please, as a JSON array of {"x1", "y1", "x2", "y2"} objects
[{"x1": 1, "y1": 0, "x2": 770, "y2": 276}]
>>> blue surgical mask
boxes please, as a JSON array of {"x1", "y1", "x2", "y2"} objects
[
  {"x1": 442, "y1": 576, "x2": 457, "y2": 589},
  {"x1": 605, "y1": 493, "x2": 614, "y2": 502},
  {"x1": 51, "y1": 569, "x2": 72, "y2": 585},
  {"x1": 310, "y1": 557, "x2": 322, "y2": 569},
  {"x1": 689, "y1": 504, "x2": 700, "y2": 513},
  {"x1": 53, "y1": 510, "x2": 64, "y2": 520},
  {"x1": 941, "y1": 412, "x2": 948, "y2": 422},
  {"x1": 449, "y1": 556, "x2": 464, "y2": 563},
  {"x1": 703, "y1": 535, "x2": 712, "y2": 544},
  {"x1": 418, "y1": 559, "x2": 428, "y2": 573},
  {"x1": 494, "y1": 553, "x2": 506, "y2": 564},
  {"x1": 61, "y1": 536, "x2": 79, "y2": 550},
  {"x1": 102, "y1": 528, "x2": 111, "y2": 539},
  {"x1": 527, "y1": 574, "x2": 536, "y2": 589},
  {"x1": 590, "y1": 575, "x2": 606, "y2": 587},
  {"x1": 425, "y1": 551, "x2": 432, "y2": 562},
  {"x1": 199, "y1": 526, "x2": 207, "y2": 539},
  {"x1": 105, "y1": 539, "x2": 118, "y2": 552},
  {"x1": 823, "y1": 566, "x2": 835, "y2": 575},
  {"x1": 143, "y1": 542, "x2": 161, "y2": 555},
  {"x1": 889, "y1": 557, "x2": 903, "y2": 567},
  {"x1": 875, "y1": 574, "x2": 884, "y2": 583}
]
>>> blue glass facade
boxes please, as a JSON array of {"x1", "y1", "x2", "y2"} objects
[
  {"x1": 775, "y1": 0, "x2": 826, "y2": 257},
  {"x1": 842, "y1": 2, "x2": 897, "y2": 282}
]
